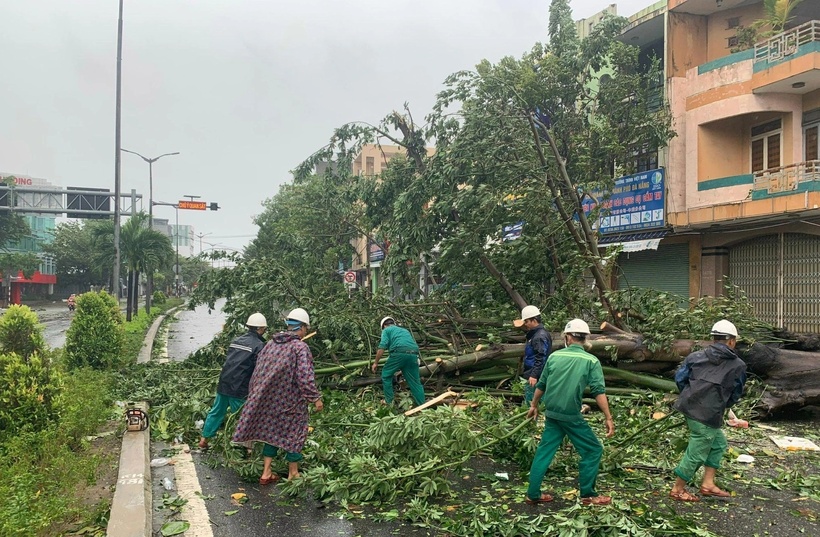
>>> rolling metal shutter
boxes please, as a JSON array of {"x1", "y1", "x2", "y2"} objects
[
  {"x1": 729, "y1": 233, "x2": 820, "y2": 333},
  {"x1": 617, "y1": 243, "x2": 690, "y2": 300},
  {"x1": 729, "y1": 235, "x2": 779, "y2": 327}
]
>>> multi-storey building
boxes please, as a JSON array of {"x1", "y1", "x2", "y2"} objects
[
  {"x1": 615, "y1": 0, "x2": 819, "y2": 331},
  {"x1": 349, "y1": 144, "x2": 411, "y2": 294},
  {"x1": 0, "y1": 173, "x2": 59, "y2": 304}
]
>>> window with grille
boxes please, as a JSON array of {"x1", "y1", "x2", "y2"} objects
[
  {"x1": 751, "y1": 119, "x2": 782, "y2": 172},
  {"x1": 806, "y1": 124, "x2": 818, "y2": 161}
]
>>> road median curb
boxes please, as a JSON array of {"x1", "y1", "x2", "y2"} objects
[{"x1": 107, "y1": 402, "x2": 151, "y2": 537}]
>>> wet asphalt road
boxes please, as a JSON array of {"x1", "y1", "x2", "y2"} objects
[
  {"x1": 24, "y1": 301, "x2": 73, "y2": 349},
  {"x1": 165, "y1": 299, "x2": 227, "y2": 361}
]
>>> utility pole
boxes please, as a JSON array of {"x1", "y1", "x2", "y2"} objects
[{"x1": 112, "y1": 0, "x2": 124, "y2": 300}]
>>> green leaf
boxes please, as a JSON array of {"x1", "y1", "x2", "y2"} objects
[{"x1": 160, "y1": 521, "x2": 190, "y2": 536}]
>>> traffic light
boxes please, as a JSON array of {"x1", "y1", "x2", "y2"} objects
[{"x1": 209, "y1": 202, "x2": 220, "y2": 211}]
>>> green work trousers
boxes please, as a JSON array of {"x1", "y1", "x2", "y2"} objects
[
  {"x1": 262, "y1": 443, "x2": 303, "y2": 462},
  {"x1": 674, "y1": 417, "x2": 727, "y2": 482},
  {"x1": 527, "y1": 417, "x2": 603, "y2": 500},
  {"x1": 202, "y1": 393, "x2": 245, "y2": 439},
  {"x1": 381, "y1": 352, "x2": 425, "y2": 406}
]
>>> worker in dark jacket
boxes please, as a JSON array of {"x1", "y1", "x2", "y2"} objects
[
  {"x1": 199, "y1": 313, "x2": 267, "y2": 449},
  {"x1": 669, "y1": 319, "x2": 747, "y2": 502},
  {"x1": 513, "y1": 305, "x2": 552, "y2": 406}
]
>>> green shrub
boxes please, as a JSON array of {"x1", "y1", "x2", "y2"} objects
[
  {"x1": 152, "y1": 290, "x2": 167, "y2": 305},
  {"x1": 0, "y1": 352, "x2": 64, "y2": 438},
  {"x1": 0, "y1": 304, "x2": 46, "y2": 358},
  {"x1": 64, "y1": 291, "x2": 125, "y2": 370},
  {"x1": 0, "y1": 369, "x2": 114, "y2": 536}
]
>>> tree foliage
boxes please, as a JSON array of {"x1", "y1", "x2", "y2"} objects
[
  {"x1": 90, "y1": 213, "x2": 174, "y2": 319},
  {"x1": 194, "y1": 0, "x2": 674, "y2": 331},
  {"x1": 64, "y1": 291, "x2": 125, "y2": 370},
  {"x1": 42, "y1": 220, "x2": 113, "y2": 291}
]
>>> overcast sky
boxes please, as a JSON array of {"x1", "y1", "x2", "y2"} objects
[{"x1": 0, "y1": 0, "x2": 651, "y2": 252}]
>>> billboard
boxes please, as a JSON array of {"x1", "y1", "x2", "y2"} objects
[{"x1": 585, "y1": 169, "x2": 665, "y2": 234}]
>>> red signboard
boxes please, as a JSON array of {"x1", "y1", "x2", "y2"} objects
[{"x1": 178, "y1": 200, "x2": 207, "y2": 210}]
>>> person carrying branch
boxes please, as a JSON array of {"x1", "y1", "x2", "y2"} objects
[
  {"x1": 525, "y1": 318, "x2": 615, "y2": 506},
  {"x1": 669, "y1": 319, "x2": 747, "y2": 502},
  {"x1": 513, "y1": 305, "x2": 552, "y2": 406},
  {"x1": 198, "y1": 312, "x2": 267, "y2": 450},
  {"x1": 371, "y1": 316, "x2": 425, "y2": 406},
  {"x1": 232, "y1": 308, "x2": 323, "y2": 483}
]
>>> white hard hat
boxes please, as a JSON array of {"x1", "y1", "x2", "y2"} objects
[
  {"x1": 246, "y1": 312, "x2": 267, "y2": 327},
  {"x1": 286, "y1": 308, "x2": 311, "y2": 327},
  {"x1": 710, "y1": 319, "x2": 738, "y2": 338},
  {"x1": 380, "y1": 316, "x2": 395, "y2": 329},
  {"x1": 563, "y1": 318, "x2": 591, "y2": 335},
  {"x1": 513, "y1": 305, "x2": 541, "y2": 328}
]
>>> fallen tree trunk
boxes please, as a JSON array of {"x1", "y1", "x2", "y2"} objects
[{"x1": 312, "y1": 325, "x2": 820, "y2": 414}]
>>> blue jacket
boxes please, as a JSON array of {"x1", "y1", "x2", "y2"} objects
[
  {"x1": 674, "y1": 343, "x2": 747, "y2": 428},
  {"x1": 522, "y1": 324, "x2": 552, "y2": 380}
]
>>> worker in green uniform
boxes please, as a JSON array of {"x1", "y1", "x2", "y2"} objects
[
  {"x1": 525, "y1": 318, "x2": 615, "y2": 506},
  {"x1": 371, "y1": 316, "x2": 425, "y2": 406}
]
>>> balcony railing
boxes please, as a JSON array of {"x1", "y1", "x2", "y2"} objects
[
  {"x1": 754, "y1": 20, "x2": 819, "y2": 65},
  {"x1": 753, "y1": 160, "x2": 820, "y2": 194}
]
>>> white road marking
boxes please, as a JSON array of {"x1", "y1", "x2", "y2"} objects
[{"x1": 173, "y1": 444, "x2": 214, "y2": 537}]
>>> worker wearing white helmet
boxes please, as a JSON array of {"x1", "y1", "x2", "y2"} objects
[
  {"x1": 233, "y1": 307, "x2": 323, "y2": 483},
  {"x1": 670, "y1": 319, "x2": 746, "y2": 502},
  {"x1": 513, "y1": 305, "x2": 552, "y2": 406},
  {"x1": 371, "y1": 316, "x2": 425, "y2": 406},
  {"x1": 199, "y1": 313, "x2": 268, "y2": 450},
  {"x1": 525, "y1": 318, "x2": 615, "y2": 507}
]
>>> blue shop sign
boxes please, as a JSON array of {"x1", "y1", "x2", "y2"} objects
[{"x1": 585, "y1": 169, "x2": 665, "y2": 234}]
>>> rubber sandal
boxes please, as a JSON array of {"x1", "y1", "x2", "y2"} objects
[
  {"x1": 198, "y1": 438, "x2": 209, "y2": 450},
  {"x1": 525, "y1": 493, "x2": 554, "y2": 505},
  {"x1": 669, "y1": 490, "x2": 700, "y2": 502},
  {"x1": 258, "y1": 474, "x2": 280, "y2": 485},
  {"x1": 700, "y1": 487, "x2": 731, "y2": 498},
  {"x1": 581, "y1": 496, "x2": 612, "y2": 506}
]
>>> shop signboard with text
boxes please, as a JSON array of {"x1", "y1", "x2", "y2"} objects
[{"x1": 584, "y1": 169, "x2": 665, "y2": 234}]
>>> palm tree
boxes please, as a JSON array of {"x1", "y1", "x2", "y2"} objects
[
  {"x1": 92, "y1": 213, "x2": 173, "y2": 320},
  {"x1": 756, "y1": 0, "x2": 805, "y2": 36}
]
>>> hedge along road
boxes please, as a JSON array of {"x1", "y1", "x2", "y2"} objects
[{"x1": 154, "y1": 300, "x2": 428, "y2": 536}]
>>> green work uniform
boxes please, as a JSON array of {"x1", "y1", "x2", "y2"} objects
[
  {"x1": 378, "y1": 325, "x2": 425, "y2": 405},
  {"x1": 527, "y1": 343, "x2": 607, "y2": 500}
]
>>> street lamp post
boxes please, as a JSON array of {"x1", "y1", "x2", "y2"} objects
[
  {"x1": 195, "y1": 232, "x2": 212, "y2": 255},
  {"x1": 121, "y1": 149, "x2": 179, "y2": 311},
  {"x1": 174, "y1": 204, "x2": 180, "y2": 297},
  {"x1": 120, "y1": 149, "x2": 179, "y2": 229}
]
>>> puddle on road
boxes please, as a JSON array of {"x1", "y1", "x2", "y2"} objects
[{"x1": 166, "y1": 299, "x2": 227, "y2": 361}]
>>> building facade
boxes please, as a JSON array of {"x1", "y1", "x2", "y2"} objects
[
  {"x1": 0, "y1": 173, "x2": 59, "y2": 305},
  {"x1": 615, "y1": 0, "x2": 820, "y2": 331}
]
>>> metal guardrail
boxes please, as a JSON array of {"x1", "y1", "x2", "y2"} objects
[
  {"x1": 754, "y1": 20, "x2": 819, "y2": 64},
  {"x1": 753, "y1": 160, "x2": 820, "y2": 193}
]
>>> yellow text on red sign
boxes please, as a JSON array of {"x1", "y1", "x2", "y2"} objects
[{"x1": 178, "y1": 200, "x2": 207, "y2": 210}]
